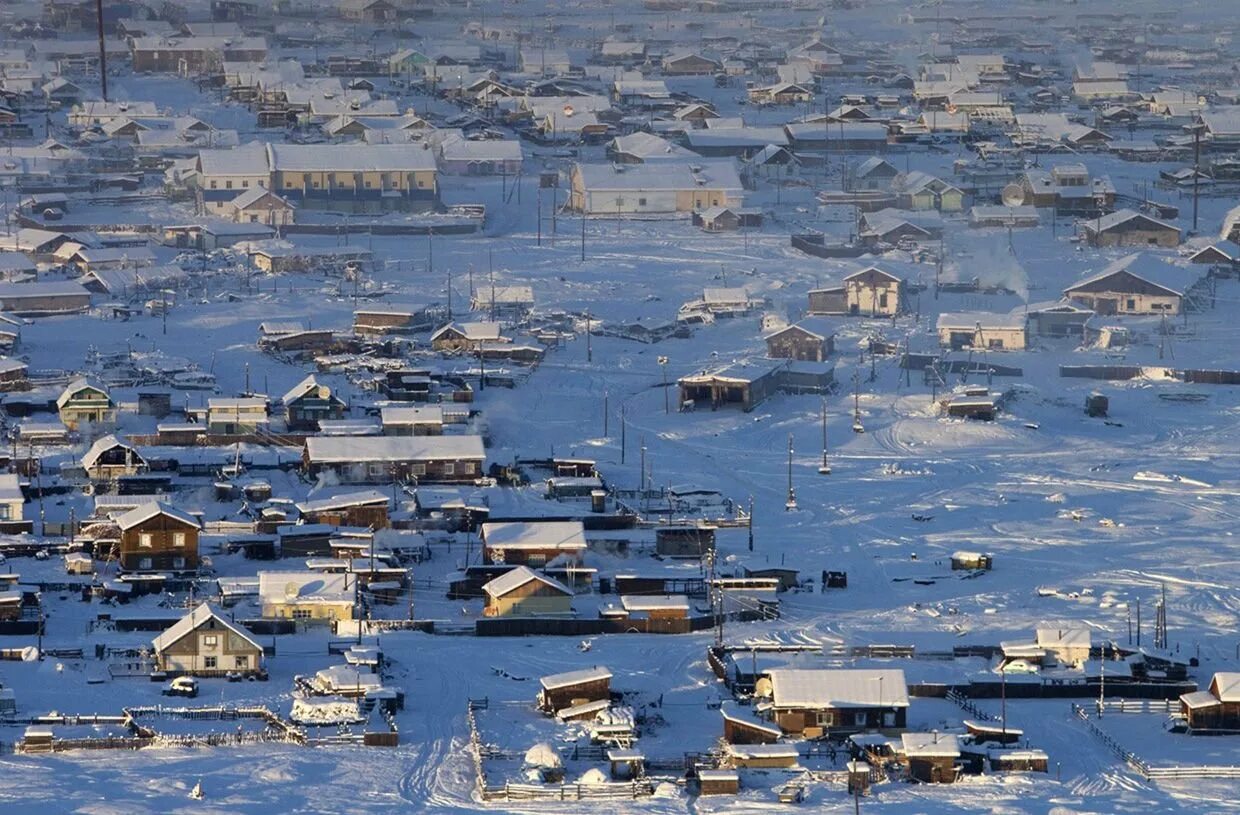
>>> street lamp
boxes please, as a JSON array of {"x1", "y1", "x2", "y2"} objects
[
  {"x1": 784, "y1": 434, "x2": 797, "y2": 511},
  {"x1": 818, "y1": 400, "x2": 831, "y2": 474}
]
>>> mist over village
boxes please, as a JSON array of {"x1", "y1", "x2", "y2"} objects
[{"x1": 0, "y1": 0, "x2": 1237, "y2": 811}]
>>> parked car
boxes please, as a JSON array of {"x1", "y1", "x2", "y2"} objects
[{"x1": 162, "y1": 677, "x2": 198, "y2": 698}]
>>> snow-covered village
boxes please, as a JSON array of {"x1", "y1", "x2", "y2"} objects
[{"x1": 0, "y1": 0, "x2": 1239, "y2": 811}]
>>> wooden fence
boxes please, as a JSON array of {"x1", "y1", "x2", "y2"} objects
[{"x1": 481, "y1": 781, "x2": 654, "y2": 802}]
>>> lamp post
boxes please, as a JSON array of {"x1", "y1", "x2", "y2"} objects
[{"x1": 784, "y1": 434, "x2": 797, "y2": 511}]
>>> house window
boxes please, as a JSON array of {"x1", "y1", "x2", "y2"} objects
[
  {"x1": 1126, "y1": 299, "x2": 1136, "y2": 311},
  {"x1": 0, "y1": 505, "x2": 10, "y2": 520},
  {"x1": 879, "y1": 293, "x2": 889, "y2": 308},
  {"x1": 988, "y1": 339, "x2": 1003, "y2": 349},
  {"x1": 368, "y1": 462, "x2": 385, "y2": 477},
  {"x1": 139, "y1": 533, "x2": 153, "y2": 548},
  {"x1": 242, "y1": 180, "x2": 249, "y2": 187},
  {"x1": 442, "y1": 462, "x2": 455, "y2": 475},
  {"x1": 173, "y1": 532, "x2": 186, "y2": 547},
  {"x1": 225, "y1": 180, "x2": 233, "y2": 189},
  {"x1": 204, "y1": 656, "x2": 217, "y2": 669},
  {"x1": 527, "y1": 553, "x2": 547, "y2": 567},
  {"x1": 854, "y1": 712, "x2": 867, "y2": 726},
  {"x1": 410, "y1": 463, "x2": 426, "y2": 476},
  {"x1": 209, "y1": 180, "x2": 218, "y2": 189},
  {"x1": 365, "y1": 180, "x2": 373, "y2": 188},
  {"x1": 173, "y1": 557, "x2": 185, "y2": 569},
  {"x1": 203, "y1": 635, "x2": 218, "y2": 647},
  {"x1": 292, "y1": 609, "x2": 312, "y2": 620},
  {"x1": 139, "y1": 557, "x2": 152, "y2": 570},
  {"x1": 815, "y1": 711, "x2": 834, "y2": 726},
  {"x1": 638, "y1": 197, "x2": 647, "y2": 206},
  {"x1": 312, "y1": 181, "x2": 321, "y2": 189},
  {"x1": 235, "y1": 655, "x2": 248, "y2": 669}
]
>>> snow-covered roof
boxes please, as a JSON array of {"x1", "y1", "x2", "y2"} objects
[
  {"x1": 1082, "y1": 209, "x2": 1178, "y2": 236},
  {"x1": 151, "y1": 602, "x2": 261, "y2": 655},
  {"x1": 620, "y1": 594, "x2": 689, "y2": 612},
  {"x1": 1035, "y1": 627, "x2": 1091, "y2": 649},
  {"x1": 539, "y1": 665, "x2": 612, "y2": 690},
  {"x1": 304, "y1": 435, "x2": 485, "y2": 464},
  {"x1": 1211, "y1": 672, "x2": 1240, "y2": 702},
  {"x1": 115, "y1": 501, "x2": 199, "y2": 531},
  {"x1": 901, "y1": 732, "x2": 961, "y2": 757},
  {"x1": 936, "y1": 311, "x2": 1026, "y2": 331},
  {"x1": 766, "y1": 668, "x2": 909, "y2": 709},
  {"x1": 1066, "y1": 254, "x2": 1199, "y2": 297},
  {"x1": 258, "y1": 571, "x2": 351, "y2": 604},
  {"x1": 481, "y1": 521, "x2": 587, "y2": 551},
  {"x1": 482, "y1": 565, "x2": 572, "y2": 598},
  {"x1": 266, "y1": 143, "x2": 436, "y2": 173},
  {"x1": 296, "y1": 490, "x2": 390, "y2": 514}
]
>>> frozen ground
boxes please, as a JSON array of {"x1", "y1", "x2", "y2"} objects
[{"x1": 3, "y1": 0, "x2": 1240, "y2": 811}]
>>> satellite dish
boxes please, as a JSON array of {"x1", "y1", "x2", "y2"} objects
[{"x1": 1001, "y1": 183, "x2": 1026, "y2": 207}]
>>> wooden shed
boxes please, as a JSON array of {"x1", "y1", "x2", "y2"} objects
[
  {"x1": 696, "y1": 768, "x2": 739, "y2": 795},
  {"x1": 537, "y1": 666, "x2": 612, "y2": 714}
]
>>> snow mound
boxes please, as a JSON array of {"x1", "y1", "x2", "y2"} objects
[
  {"x1": 652, "y1": 782, "x2": 681, "y2": 799},
  {"x1": 578, "y1": 768, "x2": 609, "y2": 786},
  {"x1": 524, "y1": 742, "x2": 562, "y2": 769},
  {"x1": 290, "y1": 698, "x2": 362, "y2": 725}
]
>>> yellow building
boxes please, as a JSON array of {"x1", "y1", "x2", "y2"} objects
[
  {"x1": 267, "y1": 143, "x2": 437, "y2": 213},
  {"x1": 482, "y1": 566, "x2": 574, "y2": 617},
  {"x1": 259, "y1": 571, "x2": 355, "y2": 622}
]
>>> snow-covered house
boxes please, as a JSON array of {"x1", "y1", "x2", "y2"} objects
[
  {"x1": 259, "y1": 571, "x2": 354, "y2": 621},
  {"x1": 757, "y1": 668, "x2": 909, "y2": 736},
  {"x1": 482, "y1": 566, "x2": 573, "y2": 617},
  {"x1": 936, "y1": 311, "x2": 1028, "y2": 351},
  {"x1": 152, "y1": 603, "x2": 264, "y2": 676},
  {"x1": 568, "y1": 161, "x2": 743, "y2": 215},
  {"x1": 116, "y1": 502, "x2": 200, "y2": 573},
  {"x1": 1063, "y1": 254, "x2": 1204, "y2": 316},
  {"x1": 481, "y1": 521, "x2": 587, "y2": 567}
]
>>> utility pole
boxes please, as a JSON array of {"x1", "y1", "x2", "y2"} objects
[
  {"x1": 747, "y1": 495, "x2": 754, "y2": 551},
  {"x1": 580, "y1": 210, "x2": 586, "y2": 262},
  {"x1": 1192, "y1": 122, "x2": 1202, "y2": 233},
  {"x1": 658, "y1": 356, "x2": 669, "y2": 413},
  {"x1": 585, "y1": 310, "x2": 592, "y2": 362},
  {"x1": 818, "y1": 400, "x2": 831, "y2": 474},
  {"x1": 95, "y1": 0, "x2": 109, "y2": 102}
]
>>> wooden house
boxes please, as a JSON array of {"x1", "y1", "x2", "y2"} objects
[
  {"x1": 538, "y1": 666, "x2": 612, "y2": 714},
  {"x1": 81, "y1": 435, "x2": 147, "y2": 481},
  {"x1": 1080, "y1": 209, "x2": 1180, "y2": 248},
  {"x1": 936, "y1": 312, "x2": 1028, "y2": 351},
  {"x1": 900, "y1": 732, "x2": 960, "y2": 783},
  {"x1": 380, "y1": 405, "x2": 445, "y2": 436},
  {"x1": 809, "y1": 267, "x2": 903, "y2": 317},
  {"x1": 721, "y1": 702, "x2": 783, "y2": 744},
  {"x1": 696, "y1": 769, "x2": 739, "y2": 795},
  {"x1": 758, "y1": 668, "x2": 909, "y2": 737},
  {"x1": 56, "y1": 378, "x2": 115, "y2": 429},
  {"x1": 655, "y1": 525, "x2": 716, "y2": 558},
  {"x1": 662, "y1": 53, "x2": 722, "y2": 76},
  {"x1": 116, "y1": 502, "x2": 200, "y2": 573},
  {"x1": 224, "y1": 187, "x2": 294, "y2": 226},
  {"x1": 727, "y1": 743, "x2": 799, "y2": 769},
  {"x1": 296, "y1": 490, "x2": 390, "y2": 529},
  {"x1": 1063, "y1": 254, "x2": 1202, "y2": 316},
  {"x1": 1026, "y1": 301, "x2": 1093, "y2": 339},
  {"x1": 678, "y1": 359, "x2": 786, "y2": 412},
  {"x1": 851, "y1": 157, "x2": 900, "y2": 191},
  {"x1": 281, "y1": 375, "x2": 345, "y2": 431},
  {"x1": 430, "y1": 321, "x2": 505, "y2": 352},
  {"x1": 303, "y1": 435, "x2": 486, "y2": 484},
  {"x1": 950, "y1": 551, "x2": 992, "y2": 570},
  {"x1": 353, "y1": 305, "x2": 427, "y2": 335},
  {"x1": 618, "y1": 594, "x2": 690, "y2": 620},
  {"x1": 482, "y1": 566, "x2": 573, "y2": 617},
  {"x1": 988, "y1": 750, "x2": 1048, "y2": 772},
  {"x1": 1179, "y1": 673, "x2": 1240, "y2": 732},
  {"x1": 481, "y1": 520, "x2": 587, "y2": 567},
  {"x1": 764, "y1": 318, "x2": 835, "y2": 362},
  {"x1": 258, "y1": 570, "x2": 354, "y2": 621},
  {"x1": 151, "y1": 603, "x2": 264, "y2": 676},
  {"x1": 0, "y1": 281, "x2": 91, "y2": 316},
  {"x1": 1035, "y1": 627, "x2": 1091, "y2": 667}
]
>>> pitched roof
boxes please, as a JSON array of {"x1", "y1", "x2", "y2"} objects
[
  {"x1": 304, "y1": 434, "x2": 485, "y2": 464},
  {"x1": 1065, "y1": 253, "x2": 1200, "y2": 297},
  {"x1": 152, "y1": 602, "x2": 261, "y2": 654},
  {"x1": 115, "y1": 501, "x2": 199, "y2": 531},
  {"x1": 481, "y1": 521, "x2": 587, "y2": 551},
  {"x1": 766, "y1": 668, "x2": 909, "y2": 708},
  {"x1": 539, "y1": 666, "x2": 612, "y2": 689},
  {"x1": 482, "y1": 565, "x2": 572, "y2": 598}
]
